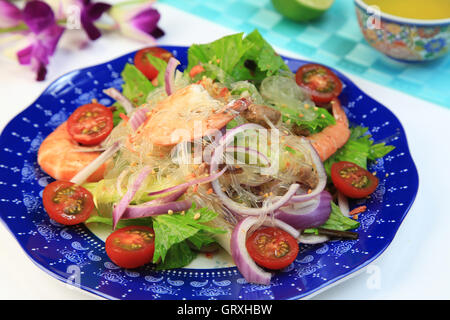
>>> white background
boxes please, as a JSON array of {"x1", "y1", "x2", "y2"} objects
[{"x1": 0, "y1": 3, "x2": 450, "y2": 300}]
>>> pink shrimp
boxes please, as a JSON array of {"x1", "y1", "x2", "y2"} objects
[
  {"x1": 130, "y1": 84, "x2": 249, "y2": 147},
  {"x1": 307, "y1": 99, "x2": 350, "y2": 161},
  {"x1": 38, "y1": 122, "x2": 107, "y2": 182}
]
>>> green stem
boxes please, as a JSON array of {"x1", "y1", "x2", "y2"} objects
[
  {"x1": 113, "y1": 0, "x2": 151, "y2": 8},
  {"x1": 0, "y1": 20, "x2": 67, "y2": 34},
  {"x1": 0, "y1": 23, "x2": 28, "y2": 34}
]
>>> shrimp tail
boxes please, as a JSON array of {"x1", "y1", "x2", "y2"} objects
[{"x1": 307, "y1": 99, "x2": 350, "y2": 161}]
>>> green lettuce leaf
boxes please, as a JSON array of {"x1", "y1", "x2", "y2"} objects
[
  {"x1": 110, "y1": 63, "x2": 155, "y2": 125},
  {"x1": 112, "y1": 104, "x2": 126, "y2": 127},
  {"x1": 187, "y1": 32, "x2": 253, "y2": 78},
  {"x1": 234, "y1": 29, "x2": 290, "y2": 83},
  {"x1": 186, "y1": 30, "x2": 289, "y2": 85},
  {"x1": 121, "y1": 63, "x2": 154, "y2": 106},
  {"x1": 145, "y1": 53, "x2": 168, "y2": 87},
  {"x1": 273, "y1": 103, "x2": 335, "y2": 134}
]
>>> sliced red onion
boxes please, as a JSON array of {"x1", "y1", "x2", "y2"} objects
[
  {"x1": 275, "y1": 191, "x2": 332, "y2": 230},
  {"x1": 262, "y1": 218, "x2": 300, "y2": 239},
  {"x1": 230, "y1": 216, "x2": 300, "y2": 285},
  {"x1": 143, "y1": 187, "x2": 187, "y2": 206},
  {"x1": 112, "y1": 166, "x2": 152, "y2": 229},
  {"x1": 165, "y1": 57, "x2": 180, "y2": 96},
  {"x1": 71, "y1": 147, "x2": 107, "y2": 153},
  {"x1": 288, "y1": 138, "x2": 327, "y2": 203},
  {"x1": 210, "y1": 123, "x2": 299, "y2": 216},
  {"x1": 231, "y1": 217, "x2": 272, "y2": 285},
  {"x1": 298, "y1": 233, "x2": 329, "y2": 244},
  {"x1": 337, "y1": 191, "x2": 350, "y2": 217},
  {"x1": 147, "y1": 166, "x2": 227, "y2": 197},
  {"x1": 116, "y1": 169, "x2": 129, "y2": 197},
  {"x1": 225, "y1": 146, "x2": 270, "y2": 167},
  {"x1": 129, "y1": 108, "x2": 149, "y2": 131},
  {"x1": 219, "y1": 123, "x2": 266, "y2": 147},
  {"x1": 121, "y1": 200, "x2": 192, "y2": 219},
  {"x1": 70, "y1": 142, "x2": 121, "y2": 185},
  {"x1": 103, "y1": 88, "x2": 134, "y2": 114}
]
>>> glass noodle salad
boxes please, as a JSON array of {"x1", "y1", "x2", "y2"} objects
[{"x1": 38, "y1": 31, "x2": 394, "y2": 284}]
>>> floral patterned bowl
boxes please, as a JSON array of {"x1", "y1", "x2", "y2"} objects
[{"x1": 354, "y1": 0, "x2": 450, "y2": 62}]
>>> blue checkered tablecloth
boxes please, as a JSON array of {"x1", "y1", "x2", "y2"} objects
[{"x1": 160, "y1": 0, "x2": 450, "y2": 109}]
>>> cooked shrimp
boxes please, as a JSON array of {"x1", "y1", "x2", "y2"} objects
[
  {"x1": 131, "y1": 84, "x2": 249, "y2": 147},
  {"x1": 307, "y1": 99, "x2": 350, "y2": 161},
  {"x1": 38, "y1": 122, "x2": 107, "y2": 182}
]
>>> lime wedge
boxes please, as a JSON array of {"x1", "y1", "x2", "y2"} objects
[{"x1": 271, "y1": 0, "x2": 335, "y2": 22}]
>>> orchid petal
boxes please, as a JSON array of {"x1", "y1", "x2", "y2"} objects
[
  {"x1": 150, "y1": 26, "x2": 165, "y2": 39},
  {"x1": 80, "y1": 11, "x2": 101, "y2": 40},
  {"x1": 131, "y1": 8, "x2": 160, "y2": 33},
  {"x1": 80, "y1": 1, "x2": 111, "y2": 40},
  {"x1": 109, "y1": 1, "x2": 163, "y2": 43},
  {"x1": 0, "y1": 0, "x2": 22, "y2": 28},
  {"x1": 17, "y1": 45, "x2": 33, "y2": 65},
  {"x1": 23, "y1": 1, "x2": 56, "y2": 34},
  {"x1": 87, "y1": 2, "x2": 111, "y2": 20}
]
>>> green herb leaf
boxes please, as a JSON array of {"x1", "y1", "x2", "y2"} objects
[
  {"x1": 156, "y1": 241, "x2": 196, "y2": 270},
  {"x1": 152, "y1": 204, "x2": 225, "y2": 263},
  {"x1": 304, "y1": 202, "x2": 359, "y2": 233},
  {"x1": 187, "y1": 230, "x2": 217, "y2": 250},
  {"x1": 324, "y1": 126, "x2": 395, "y2": 176}
]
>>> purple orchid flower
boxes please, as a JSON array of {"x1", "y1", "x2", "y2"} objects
[
  {"x1": 109, "y1": 0, "x2": 164, "y2": 44},
  {"x1": 17, "y1": 1, "x2": 65, "y2": 81},
  {"x1": 79, "y1": 0, "x2": 111, "y2": 40},
  {"x1": 45, "y1": 0, "x2": 111, "y2": 40},
  {"x1": 0, "y1": 0, "x2": 22, "y2": 28}
]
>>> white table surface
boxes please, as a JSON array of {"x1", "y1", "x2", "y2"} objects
[{"x1": 1, "y1": 3, "x2": 450, "y2": 300}]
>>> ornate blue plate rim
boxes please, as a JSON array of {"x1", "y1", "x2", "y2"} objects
[{"x1": 0, "y1": 46, "x2": 419, "y2": 300}]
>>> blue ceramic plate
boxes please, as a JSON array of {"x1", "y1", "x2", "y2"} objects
[{"x1": 0, "y1": 46, "x2": 418, "y2": 300}]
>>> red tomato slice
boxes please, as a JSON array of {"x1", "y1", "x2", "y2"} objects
[
  {"x1": 134, "y1": 47, "x2": 173, "y2": 81},
  {"x1": 331, "y1": 161, "x2": 379, "y2": 198},
  {"x1": 105, "y1": 226, "x2": 155, "y2": 269},
  {"x1": 295, "y1": 63, "x2": 343, "y2": 104},
  {"x1": 246, "y1": 227, "x2": 299, "y2": 270},
  {"x1": 67, "y1": 103, "x2": 113, "y2": 146},
  {"x1": 42, "y1": 181, "x2": 94, "y2": 225}
]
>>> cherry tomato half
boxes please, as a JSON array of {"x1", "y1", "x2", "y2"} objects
[
  {"x1": 246, "y1": 227, "x2": 299, "y2": 270},
  {"x1": 295, "y1": 63, "x2": 343, "y2": 104},
  {"x1": 105, "y1": 226, "x2": 155, "y2": 269},
  {"x1": 134, "y1": 47, "x2": 173, "y2": 81},
  {"x1": 42, "y1": 180, "x2": 94, "y2": 225},
  {"x1": 67, "y1": 103, "x2": 113, "y2": 146},
  {"x1": 331, "y1": 161, "x2": 379, "y2": 198}
]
